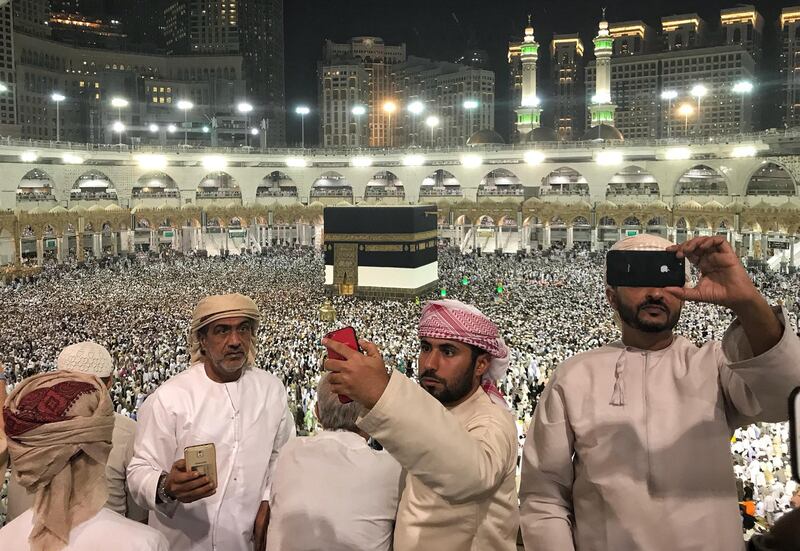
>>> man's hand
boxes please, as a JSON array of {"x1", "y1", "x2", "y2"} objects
[
  {"x1": 665, "y1": 236, "x2": 759, "y2": 311},
  {"x1": 322, "y1": 338, "x2": 390, "y2": 409},
  {"x1": 253, "y1": 501, "x2": 270, "y2": 551},
  {"x1": 667, "y1": 236, "x2": 782, "y2": 356},
  {"x1": 165, "y1": 459, "x2": 215, "y2": 503}
]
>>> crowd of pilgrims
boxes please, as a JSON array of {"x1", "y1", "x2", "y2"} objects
[{"x1": 1, "y1": 246, "x2": 799, "y2": 531}]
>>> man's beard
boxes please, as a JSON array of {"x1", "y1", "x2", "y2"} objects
[
  {"x1": 419, "y1": 362, "x2": 476, "y2": 405},
  {"x1": 617, "y1": 296, "x2": 681, "y2": 333}
]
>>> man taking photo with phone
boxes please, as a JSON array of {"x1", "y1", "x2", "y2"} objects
[
  {"x1": 519, "y1": 234, "x2": 800, "y2": 551},
  {"x1": 127, "y1": 293, "x2": 295, "y2": 551},
  {"x1": 323, "y1": 299, "x2": 519, "y2": 551}
]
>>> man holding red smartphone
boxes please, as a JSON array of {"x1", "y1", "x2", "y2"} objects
[{"x1": 323, "y1": 299, "x2": 519, "y2": 551}]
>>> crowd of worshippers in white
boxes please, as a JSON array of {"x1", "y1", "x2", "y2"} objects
[{"x1": 0, "y1": 234, "x2": 800, "y2": 550}]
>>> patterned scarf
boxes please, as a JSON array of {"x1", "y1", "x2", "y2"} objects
[
  {"x1": 4, "y1": 371, "x2": 114, "y2": 551},
  {"x1": 418, "y1": 299, "x2": 511, "y2": 408}
]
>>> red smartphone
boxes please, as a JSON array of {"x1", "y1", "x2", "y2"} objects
[{"x1": 324, "y1": 326, "x2": 361, "y2": 404}]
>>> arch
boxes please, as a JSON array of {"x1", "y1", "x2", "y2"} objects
[
  {"x1": 71, "y1": 170, "x2": 117, "y2": 201},
  {"x1": 540, "y1": 167, "x2": 589, "y2": 196},
  {"x1": 196, "y1": 172, "x2": 240, "y2": 201},
  {"x1": 479, "y1": 168, "x2": 523, "y2": 197},
  {"x1": 17, "y1": 168, "x2": 55, "y2": 202},
  {"x1": 421, "y1": 170, "x2": 462, "y2": 198},
  {"x1": 598, "y1": 216, "x2": 617, "y2": 226},
  {"x1": 133, "y1": 172, "x2": 180, "y2": 199},
  {"x1": 366, "y1": 170, "x2": 404, "y2": 199},
  {"x1": 478, "y1": 215, "x2": 495, "y2": 226},
  {"x1": 310, "y1": 171, "x2": 353, "y2": 199},
  {"x1": 675, "y1": 165, "x2": 728, "y2": 196},
  {"x1": 606, "y1": 165, "x2": 659, "y2": 197},
  {"x1": 257, "y1": 171, "x2": 299, "y2": 198},
  {"x1": 647, "y1": 216, "x2": 667, "y2": 226},
  {"x1": 572, "y1": 215, "x2": 590, "y2": 226},
  {"x1": 623, "y1": 216, "x2": 641, "y2": 226},
  {"x1": 745, "y1": 162, "x2": 797, "y2": 196}
]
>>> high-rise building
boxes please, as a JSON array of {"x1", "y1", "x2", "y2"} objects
[
  {"x1": 661, "y1": 14, "x2": 706, "y2": 51},
  {"x1": 13, "y1": 31, "x2": 246, "y2": 145},
  {"x1": 586, "y1": 45, "x2": 755, "y2": 139},
  {"x1": 322, "y1": 37, "x2": 406, "y2": 148},
  {"x1": 587, "y1": 53, "x2": 658, "y2": 139},
  {"x1": 393, "y1": 56, "x2": 495, "y2": 148},
  {"x1": 513, "y1": 17, "x2": 542, "y2": 139},
  {"x1": 661, "y1": 46, "x2": 755, "y2": 137},
  {"x1": 608, "y1": 20, "x2": 654, "y2": 56},
  {"x1": 48, "y1": 12, "x2": 128, "y2": 49},
  {"x1": 13, "y1": 0, "x2": 50, "y2": 37},
  {"x1": 318, "y1": 64, "x2": 368, "y2": 147},
  {"x1": 238, "y1": 0, "x2": 285, "y2": 146},
  {"x1": 780, "y1": 6, "x2": 800, "y2": 128},
  {"x1": 163, "y1": 0, "x2": 285, "y2": 145},
  {"x1": 720, "y1": 5, "x2": 763, "y2": 63},
  {"x1": 0, "y1": 3, "x2": 17, "y2": 134},
  {"x1": 550, "y1": 34, "x2": 585, "y2": 140},
  {"x1": 164, "y1": 2, "x2": 189, "y2": 55}
]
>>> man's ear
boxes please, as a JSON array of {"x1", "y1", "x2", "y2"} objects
[{"x1": 474, "y1": 353, "x2": 491, "y2": 379}]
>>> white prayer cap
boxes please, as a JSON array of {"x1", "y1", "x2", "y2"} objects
[
  {"x1": 57, "y1": 341, "x2": 114, "y2": 378},
  {"x1": 610, "y1": 233, "x2": 674, "y2": 252}
]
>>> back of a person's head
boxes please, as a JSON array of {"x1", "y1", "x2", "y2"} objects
[
  {"x1": 4, "y1": 370, "x2": 115, "y2": 550},
  {"x1": 316, "y1": 372, "x2": 362, "y2": 432}
]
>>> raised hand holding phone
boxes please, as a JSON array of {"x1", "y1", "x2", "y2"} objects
[
  {"x1": 322, "y1": 337, "x2": 390, "y2": 410},
  {"x1": 324, "y1": 326, "x2": 361, "y2": 403}
]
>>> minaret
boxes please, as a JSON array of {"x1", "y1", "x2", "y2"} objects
[
  {"x1": 589, "y1": 8, "x2": 617, "y2": 127},
  {"x1": 514, "y1": 15, "x2": 542, "y2": 137}
]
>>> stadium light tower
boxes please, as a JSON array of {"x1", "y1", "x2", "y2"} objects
[
  {"x1": 732, "y1": 80, "x2": 754, "y2": 135},
  {"x1": 660, "y1": 90, "x2": 678, "y2": 138},
  {"x1": 690, "y1": 84, "x2": 707, "y2": 135},
  {"x1": 351, "y1": 104, "x2": 366, "y2": 148},
  {"x1": 295, "y1": 105, "x2": 310, "y2": 148},
  {"x1": 51, "y1": 92, "x2": 66, "y2": 142},
  {"x1": 177, "y1": 100, "x2": 194, "y2": 146}
]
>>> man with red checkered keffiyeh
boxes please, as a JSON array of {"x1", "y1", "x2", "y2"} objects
[{"x1": 323, "y1": 299, "x2": 518, "y2": 551}]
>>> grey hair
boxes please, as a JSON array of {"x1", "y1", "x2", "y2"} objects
[{"x1": 316, "y1": 372, "x2": 362, "y2": 432}]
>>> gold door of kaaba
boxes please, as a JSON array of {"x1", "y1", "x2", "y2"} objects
[{"x1": 333, "y1": 243, "x2": 358, "y2": 295}]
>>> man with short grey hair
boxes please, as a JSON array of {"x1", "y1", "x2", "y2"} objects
[{"x1": 266, "y1": 373, "x2": 403, "y2": 551}]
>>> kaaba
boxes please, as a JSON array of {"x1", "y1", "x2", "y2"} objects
[{"x1": 324, "y1": 205, "x2": 438, "y2": 299}]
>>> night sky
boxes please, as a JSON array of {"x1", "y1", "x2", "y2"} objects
[{"x1": 284, "y1": 0, "x2": 798, "y2": 145}]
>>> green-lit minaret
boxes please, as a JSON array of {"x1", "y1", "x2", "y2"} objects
[
  {"x1": 514, "y1": 15, "x2": 542, "y2": 137},
  {"x1": 589, "y1": 9, "x2": 617, "y2": 127}
]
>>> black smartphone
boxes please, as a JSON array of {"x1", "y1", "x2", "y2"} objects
[
  {"x1": 606, "y1": 250, "x2": 685, "y2": 288},
  {"x1": 790, "y1": 387, "x2": 800, "y2": 482}
]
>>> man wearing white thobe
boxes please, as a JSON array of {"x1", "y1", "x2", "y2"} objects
[
  {"x1": 266, "y1": 373, "x2": 402, "y2": 551},
  {"x1": 127, "y1": 294, "x2": 295, "y2": 551},
  {"x1": 520, "y1": 235, "x2": 800, "y2": 551}
]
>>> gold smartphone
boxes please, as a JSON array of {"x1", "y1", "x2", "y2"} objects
[{"x1": 184, "y1": 443, "x2": 218, "y2": 487}]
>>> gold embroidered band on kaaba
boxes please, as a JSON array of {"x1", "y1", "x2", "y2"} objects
[{"x1": 323, "y1": 230, "x2": 438, "y2": 243}]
